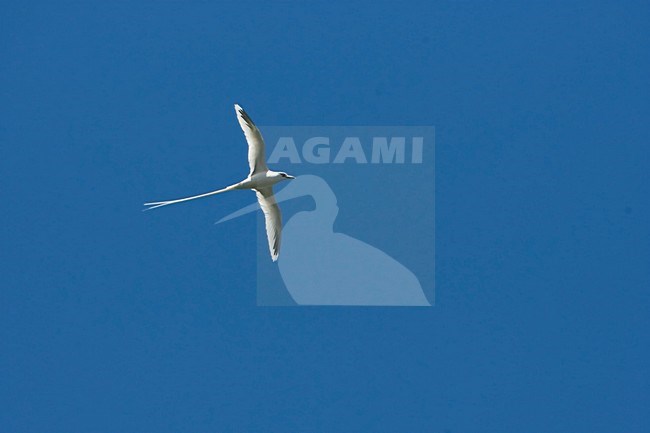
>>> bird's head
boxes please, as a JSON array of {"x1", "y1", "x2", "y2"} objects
[{"x1": 277, "y1": 172, "x2": 296, "y2": 181}]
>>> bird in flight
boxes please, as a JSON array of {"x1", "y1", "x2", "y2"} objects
[{"x1": 144, "y1": 104, "x2": 295, "y2": 261}]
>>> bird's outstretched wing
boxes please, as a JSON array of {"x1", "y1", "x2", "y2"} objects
[
  {"x1": 255, "y1": 187, "x2": 281, "y2": 261},
  {"x1": 235, "y1": 104, "x2": 268, "y2": 176}
]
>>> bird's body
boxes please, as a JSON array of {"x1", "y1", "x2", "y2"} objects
[
  {"x1": 239, "y1": 171, "x2": 292, "y2": 190},
  {"x1": 144, "y1": 104, "x2": 294, "y2": 261}
]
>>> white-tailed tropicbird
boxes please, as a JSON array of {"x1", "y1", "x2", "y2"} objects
[{"x1": 144, "y1": 104, "x2": 295, "y2": 261}]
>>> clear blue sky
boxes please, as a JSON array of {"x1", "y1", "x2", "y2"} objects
[{"x1": 1, "y1": 2, "x2": 648, "y2": 432}]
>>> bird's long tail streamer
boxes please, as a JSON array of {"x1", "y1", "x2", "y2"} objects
[{"x1": 144, "y1": 184, "x2": 239, "y2": 211}]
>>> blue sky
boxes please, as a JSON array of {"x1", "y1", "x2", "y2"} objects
[{"x1": 1, "y1": 2, "x2": 648, "y2": 432}]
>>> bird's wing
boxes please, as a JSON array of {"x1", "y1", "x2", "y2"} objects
[
  {"x1": 235, "y1": 104, "x2": 268, "y2": 176},
  {"x1": 255, "y1": 187, "x2": 281, "y2": 261}
]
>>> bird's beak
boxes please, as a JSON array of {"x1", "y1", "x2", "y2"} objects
[{"x1": 286, "y1": 175, "x2": 295, "y2": 179}]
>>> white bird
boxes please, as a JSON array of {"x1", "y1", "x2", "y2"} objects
[{"x1": 144, "y1": 104, "x2": 295, "y2": 261}]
